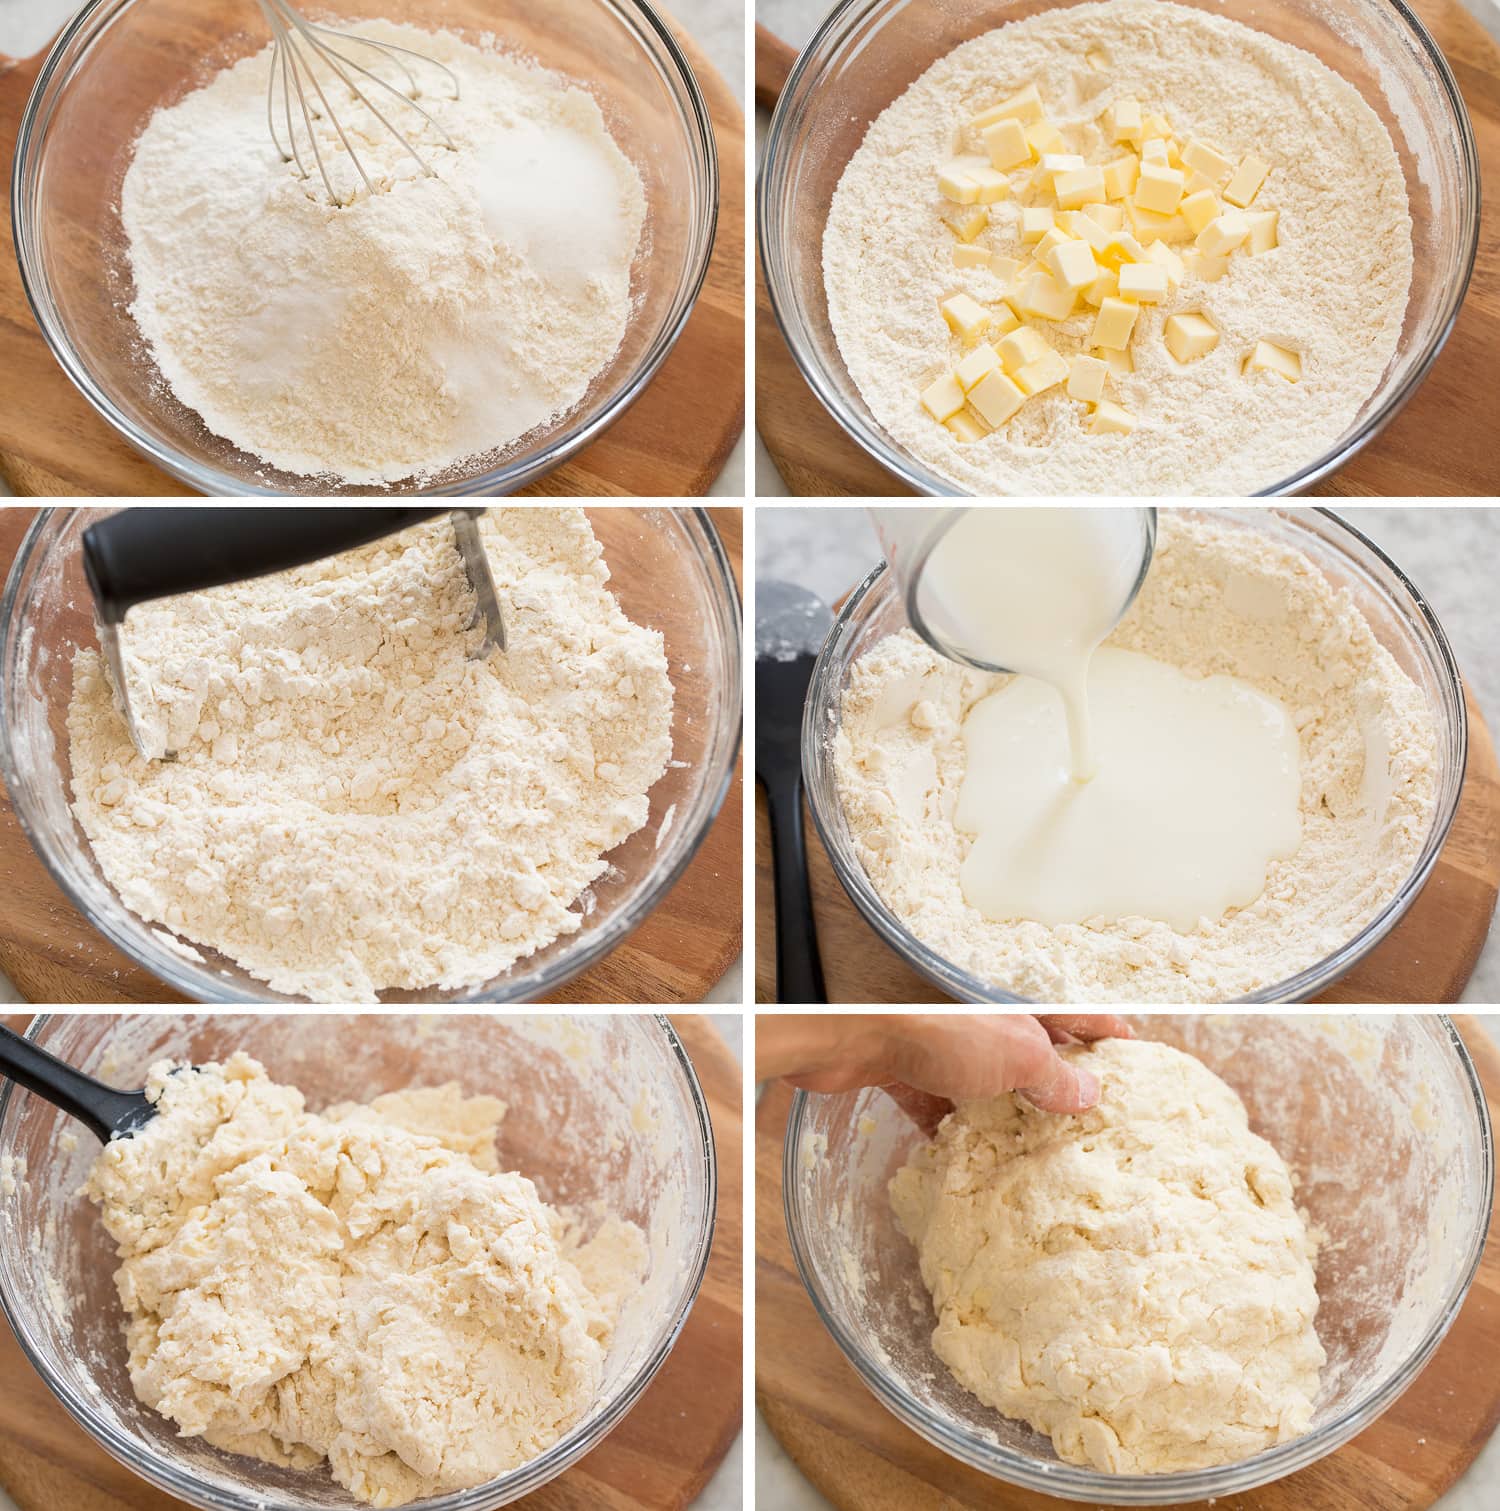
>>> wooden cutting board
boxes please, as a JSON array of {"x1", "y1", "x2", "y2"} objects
[
  {"x1": 754, "y1": 679, "x2": 1500, "y2": 1005},
  {"x1": 0, "y1": 506, "x2": 742, "y2": 1005},
  {"x1": 0, "y1": 10, "x2": 743, "y2": 498},
  {"x1": 0, "y1": 1012, "x2": 742, "y2": 1511},
  {"x1": 756, "y1": 1018, "x2": 1500, "y2": 1511},
  {"x1": 755, "y1": 0, "x2": 1500, "y2": 496}
]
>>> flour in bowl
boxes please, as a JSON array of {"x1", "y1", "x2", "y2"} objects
[
  {"x1": 122, "y1": 22, "x2": 644, "y2": 485},
  {"x1": 822, "y1": 0, "x2": 1412, "y2": 493},
  {"x1": 67, "y1": 509, "x2": 674, "y2": 1001},
  {"x1": 834, "y1": 513, "x2": 1439, "y2": 1001}
]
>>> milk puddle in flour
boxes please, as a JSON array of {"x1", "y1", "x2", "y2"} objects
[{"x1": 918, "y1": 508, "x2": 1303, "y2": 928}]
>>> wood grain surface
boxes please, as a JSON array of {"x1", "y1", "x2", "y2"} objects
[
  {"x1": 755, "y1": 573, "x2": 1500, "y2": 1002},
  {"x1": 0, "y1": 1012, "x2": 742, "y2": 1511},
  {"x1": 754, "y1": 0, "x2": 1500, "y2": 496},
  {"x1": 0, "y1": 505, "x2": 743, "y2": 1006},
  {"x1": 0, "y1": 9, "x2": 744, "y2": 498},
  {"x1": 756, "y1": 1018, "x2": 1500, "y2": 1511}
]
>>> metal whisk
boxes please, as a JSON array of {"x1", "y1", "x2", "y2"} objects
[{"x1": 256, "y1": 1, "x2": 462, "y2": 206}]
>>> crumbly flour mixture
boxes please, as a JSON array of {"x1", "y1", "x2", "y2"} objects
[
  {"x1": 68, "y1": 509, "x2": 673, "y2": 1000},
  {"x1": 835, "y1": 513, "x2": 1437, "y2": 1001},
  {"x1": 891, "y1": 1037, "x2": 1324, "y2": 1473},
  {"x1": 823, "y1": 0, "x2": 1411, "y2": 493},
  {"x1": 86, "y1": 1053, "x2": 644, "y2": 1506},
  {"x1": 123, "y1": 22, "x2": 644, "y2": 485}
]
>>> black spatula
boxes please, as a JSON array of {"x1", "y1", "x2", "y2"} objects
[{"x1": 0, "y1": 1025, "x2": 164, "y2": 1142}]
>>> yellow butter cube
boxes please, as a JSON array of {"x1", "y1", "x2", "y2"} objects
[
  {"x1": 1021, "y1": 206, "x2": 1057, "y2": 243},
  {"x1": 1036, "y1": 152, "x2": 1086, "y2": 192},
  {"x1": 1089, "y1": 399, "x2": 1136, "y2": 434},
  {"x1": 1117, "y1": 263, "x2": 1168, "y2": 302},
  {"x1": 1090, "y1": 296, "x2": 1139, "y2": 350},
  {"x1": 991, "y1": 303, "x2": 1022, "y2": 337},
  {"x1": 1099, "y1": 231, "x2": 1145, "y2": 269},
  {"x1": 938, "y1": 165, "x2": 978, "y2": 204},
  {"x1": 1143, "y1": 112, "x2": 1173, "y2": 139},
  {"x1": 1017, "y1": 270, "x2": 1078, "y2": 321},
  {"x1": 1015, "y1": 347, "x2": 1070, "y2": 395},
  {"x1": 1141, "y1": 137, "x2": 1170, "y2": 166},
  {"x1": 1066, "y1": 213, "x2": 1110, "y2": 252},
  {"x1": 1143, "y1": 240, "x2": 1185, "y2": 285},
  {"x1": 1083, "y1": 201, "x2": 1125, "y2": 232},
  {"x1": 1245, "y1": 208, "x2": 1279, "y2": 254},
  {"x1": 1135, "y1": 162, "x2": 1185, "y2": 215},
  {"x1": 1055, "y1": 165, "x2": 1107, "y2": 209},
  {"x1": 967, "y1": 368, "x2": 1027, "y2": 426},
  {"x1": 1180, "y1": 138, "x2": 1233, "y2": 187},
  {"x1": 953, "y1": 244, "x2": 992, "y2": 270},
  {"x1": 1025, "y1": 120, "x2": 1066, "y2": 157},
  {"x1": 940, "y1": 292, "x2": 991, "y2": 341},
  {"x1": 1102, "y1": 154, "x2": 1139, "y2": 201},
  {"x1": 956, "y1": 344, "x2": 1001, "y2": 390},
  {"x1": 1108, "y1": 97, "x2": 1143, "y2": 146},
  {"x1": 945, "y1": 409, "x2": 990, "y2": 442},
  {"x1": 1082, "y1": 267, "x2": 1119, "y2": 307},
  {"x1": 1126, "y1": 199, "x2": 1186, "y2": 244},
  {"x1": 990, "y1": 254, "x2": 1025, "y2": 288},
  {"x1": 1196, "y1": 209, "x2": 1250, "y2": 256},
  {"x1": 1034, "y1": 225, "x2": 1073, "y2": 262},
  {"x1": 1223, "y1": 154, "x2": 1270, "y2": 207},
  {"x1": 1183, "y1": 168, "x2": 1220, "y2": 196},
  {"x1": 982, "y1": 117, "x2": 1031, "y2": 171},
  {"x1": 1048, "y1": 238, "x2": 1101, "y2": 290},
  {"x1": 1179, "y1": 188, "x2": 1221, "y2": 235},
  {"x1": 1243, "y1": 340, "x2": 1301, "y2": 382},
  {"x1": 1166, "y1": 137, "x2": 1186, "y2": 169},
  {"x1": 1163, "y1": 311, "x2": 1220, "y2": 363},
  {"x1": 969, "y1": 166, "x2": 1011, "y2": 203},
  {"x1": 1067, "y1": 353, "x2": 1108, "y2": 403},
  {"x1": 1182, "y1": 248, "x2": 1229, "y2": 282},
  {"x1": 997, "y1": 325, "x2": 1050, "y2": 372},
  {"x1": 921, "y1": 372, "x2": 966, "y2": 421},
  {"x1": 942, "y1": 205, "x2": 989, "y2": 243},
  {"x1": 1099, "y1": 345, "x2": 1134, "y2": 375},
  {"x1": 969, "y1": 83, "x2": 1044, "y2": 130}
]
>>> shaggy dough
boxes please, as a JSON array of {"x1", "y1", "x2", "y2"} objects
[
  {"x1": 85, "y1": 1053, "x2": 644, "y2": 1507},
  {"x1": 890, "y1": 1037, "x2": 1324, "y2": 1473}
]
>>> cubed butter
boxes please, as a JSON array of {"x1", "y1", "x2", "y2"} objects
[
  {"x1": 938, "y1": 163, "x2": 979, "y2": 204},
  {"x1": 1099, "y1": 231, "x2": 1145, "y2": 269},
  {"x1": 1082, "y1": 267, "x2": 1119, "y2": 306},
  {"x1": 945, "y1": 409, "x2": 990, "y2": 442},
  {"x1": 1021, "y1": 206, "x2": 1057, "y2": 243},
  {"x1": 1143, "y1": 112, "x2": 1173, "y2": 139},
  {"x1": 967, "y1": 368, "x2": 1027, "y2": 426},
  {"x1": 1223, "y1": 154, "x2": 1270, "y2": 208},
  {"x1": 955, "y1": 344, "x2": 1001, "y2": 390},
  {"x1": 969, "y1": 83, "x2": 1044, "y2": 130},
  {"x1": 1141, "y1": 136, "x2": 1170, "y2": 166},
  {"x1": 953, "y1": 244, "x2": 992, "y2": 269},
  {"x1": 1034, "y1": 224, "x2": 1074, "y2": 261},
  {"x1": 1244, "y1": 208, "x2": 1279, "y2": 254},
  {"x1": 1108, "y1": 97, "x2": 1143, "y2": 146},
  {"x1": 1163, "y1": 311, "x2": 1219, "y2": 362},
  {"x1": 982, "y1": 117, "x2": 1031, "y2": 170},
  {"x1": 1055, "y1": 165, "x2": 1107, "y2": 209},
  {"x1": 1117, "y1": 263, "x2": 1168, "y2": 302},
  {"x1": 1067, "y1": 353, "x2": 1108, "y2": 403},
  {"x1": 1036, "y1": 152, "x2": 1086, "y2": 192},
  {"x1": 990, "y1": 254, "x2": 1025, "y2": 287},
  {"x1": 1126, "y1": 199, "x2": 1188, "y2": 244},
  {"x1": 1102, "y1": 153, "x2": 1140, "y2": 201},
  {"x1": 1180, "y1": 137, "x2": 1233, "y2": 186},
  {"x1": 1083, "y1": 201, "x2": 1125, "y2": 232},
  {"x1": 1196, "y1": 209, "x2": 1250, "y2": 256},
  {"x1": 990, "y1": 303, "x2": 1022, "y2": 336},
  {"x1": 1099, "y1": 345, "x2": 1134, "y2": 374},
  {"x1": 1048, "y1": 238, "x2": 1101, "y2": 290},
  {"x1": 1090, "y1": 295, "x2": 1139, "y2": 350},
  {"x1": 1143, "y1": 240, "x2": 1185, "y2": 285},
  {"x1": 997, "y1": 325, "x2": 1050, "y2": 372},
  {"x1": 1243, "y1": 340, "x2": 1301, "y2": 381},
  {"x1": 921, "y1": 372, "x2": 966, "y2": 421},
  {"x1": 1025, "y1": 120, "x2": 1066, "y2": 157},
  {"x1": 1089, "y1": 399, "x2": 1136, "y2": 434},
  {"x1": 1014, "y1": 347, "x2": 1070, "y2": 395},
  {"x1": 1179, "y1": 188, "x2": 1221, "y2": 234},
  {"x1": 1017, "y1": 269, "x2": 1078, "y2": 320},
  {"x1": 940, "y1": 291, "x2": 991, "y2": 341},
  {"x1": 969, "y1": 166, "x2": 1011, "y2": 203},
  {"x1": 1182, "y1": 248, "x2": 1229, "y2": 282},
  {"x1": 942, "y1": 205, "x2": 989, "y2": 242},
  {"x1": 1134, "y1": 161, "x2": 1185, "y2": 215}
]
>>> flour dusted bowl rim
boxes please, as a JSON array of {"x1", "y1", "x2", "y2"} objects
[
  {"x1": 781, "y1": 1015, "x2": 1494, "y2": 1502},
  {"x1": 801, "y1": 506, "x2": 1468, "y2": 1005},
  {"x1": 757, "y1": 0, "x2": 1480, "y2": 497},
  {"x1": 12, "y1": 0, "x2": 717, "y2": 497},
  {"x1": 0, "y1": 506, "x2": 742, "y2": 1004},
  {"x1": 0, "y1": 1012, "x2": 718, "y2": 1511}
]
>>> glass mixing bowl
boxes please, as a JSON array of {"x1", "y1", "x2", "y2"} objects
[
  {"x1": 784, "y1": 1013, "x2": 1494, "y2": 1502},
  {"x1": 12, "y1": 0, "x2": 717, "y2": 496},
  {"x1": 758, "y1": 0, "x2": 1480, "y2": 496},
  {"x1": 803, "y1": 507, "x2": 1467, "y2": 1003},
  {"x1": 0, "y1": 1012, "x2": 717, "y2": 1510},
  {"x1": 0, "y1": 507, "x2": 741, "y2": 1004}
]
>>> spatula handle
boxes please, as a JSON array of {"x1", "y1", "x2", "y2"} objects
[
  {"x1": 82, "y1": 508, "x2": 460, "y2": 625},
  {"x1": 0, "y1": 1026, "x2": 147, "y2": 1143},
  {"x1": 763, "y1": 770, "x2": 828, "y2": 1004}
]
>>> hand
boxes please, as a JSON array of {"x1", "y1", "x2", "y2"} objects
[{"x1": 758, "y1": 1014, "x2": 1132, "y2": 1131}]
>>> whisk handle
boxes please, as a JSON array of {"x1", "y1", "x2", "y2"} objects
[{"x1": 83, "y1": 508, "x2": 456, "y2": 624}]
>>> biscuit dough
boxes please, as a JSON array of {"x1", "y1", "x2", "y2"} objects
[
  {"x1": 85, "y1": 1053, "x2": 644, "y2": 1506},
  {"x1": 890, "y1": 1037, "x2": 1324, "y2": 1473}
]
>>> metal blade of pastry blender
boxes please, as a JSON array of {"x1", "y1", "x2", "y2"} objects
[{"x1": 82, "y1": 507, "x2": 506, "y2": 762}]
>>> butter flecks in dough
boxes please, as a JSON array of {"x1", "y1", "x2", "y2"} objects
[
  {"x1": 890, "y1": 1037, "x2": 1325, "y2": 1473},
  {"x1": 85, "y1": 1053, "x2": 644, "y2": 1507}
]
